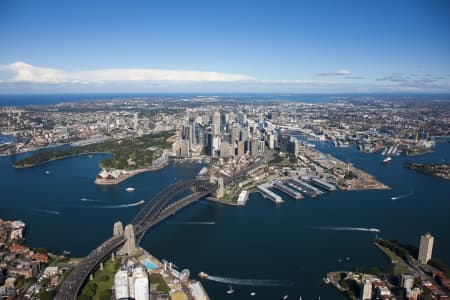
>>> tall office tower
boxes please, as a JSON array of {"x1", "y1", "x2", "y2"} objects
[
  {"x1": 180, "y1": 140, "x2": 190, "y2": 157},
  {"x1": 360, "y1": 279, "x2": 372, "y2": 300},
  {"x1": 238, "y1": 111, "x2": 247, "y2": 125},
  {"x1": 212, "y1": 110, "x2": 221, "y2": 134},
  {"x1": 237, "y1": 141, "x2": 245, "y2": 157},
  {"x1": 172, "y1": 138, "x2": 181, "y2": 156},
  {"x1": 268, "y1": 133, "x2": 275, "y2": 149},
  {"x1": 220, "y1": 142, "x2": 232, "y2": 158},
  {"x1": 182, "y1": 124, "x2": 193, "y2": 148},
  {"x1": 241, "y1": 127, "x2": 249, "y2": 142},
  {"x1": 250, "y1": 137, "x2": 259, "y2": 157},
  {"x1": 259, "y1": 139, "x2": 265, "y2": 153},
  {"x1": 231, "y1": 123, "x2": 241, "y2": 143},
  {"x1": 113, "y1": 221, "x2": 124, "y2": 237},
  {"x1": 133, "y1": 266, "x2": 150, "y2": 300},
  {"x1": 418, "y1": 233, "x2": 434, "y2": 264},
  {"x1": 133, "y1": 113, "x2": 139, "y2": 131},
  {"x1": 206, "y1": 132, "x2": 214, "y2": 156},
  {"x1": 196, "y1": 124, "x2": 206, "y2": 146},
  {"x1": 114, "y1": 270, "x2": 130, "y2": 299},
  {"x1": 122, "y1": 224, "x2": 136, "y2": 255}
]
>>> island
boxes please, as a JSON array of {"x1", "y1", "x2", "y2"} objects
[{"x1": 405, "y1": 162, "x2": 450, "y2": 181}]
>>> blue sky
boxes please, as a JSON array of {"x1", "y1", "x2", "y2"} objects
[{"x1": 0, "y1": 0, "x2": 449, "y2": 93}]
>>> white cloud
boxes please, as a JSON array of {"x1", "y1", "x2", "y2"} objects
[
  {"x1": 0, "y1": 61, "x2": 253, "y2": 84},
  {"x1": 317, "y1": 69, "x2": 351, "y2": 76}
]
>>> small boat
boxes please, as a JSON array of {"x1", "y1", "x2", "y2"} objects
[
  {"x1": 199, "y1": 272, "x2": 208, "y2": 279},
  {"x1": 250, "y1": 292, "x2": 256, "y2": 296},
  {"x1": 226, "y1": 285, "x2": 234, "y2": 294},
  {"x1": 346, "y1": 257, "x2": 350, "y2": 260},
  {"x1": 368, "y1": 228, "x2": 381, "y2": 233},
  {"x1": 382, "y1": 157, "x2": 392, "y2": 164},
  {"x1": 137, "y1": 200, "x2": 145, "y2": 205},
  {"x1": 80, "y1": 198, "x2": 88, "y2": 201},
  {"x1": 125, "y1": 187, "x2": 135, "y2": 192},
  {"x1": 45, "y1": 170, "x2": 50, "y2": 174},
  {"x1": 283, "y1": 295, "x2": 289, "y2": 299}
]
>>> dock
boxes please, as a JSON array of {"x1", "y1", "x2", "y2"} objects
[
  {"x1": 287, "y1": 178, "x2": 323, "y2": 197},
  {"x1": 257, "y1": 183, "x2": 284, "y2": 203},
  {"x1": 311, "y1": 178, "x2": 336, "y2": 191},
  {"x1": 272, "y1": 181, "x2": 303, "y2": 200}
]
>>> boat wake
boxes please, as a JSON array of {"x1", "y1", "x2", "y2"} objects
[
  {"x1": 173, "y1": 221, "x2": 215, "y2": 225},
  {"x1": 80, "y1": 198, "x2": 107, "y2": 202},
  {"x1": 391, "y1": 191, "x2": 414, "y2": 201},
  {"x1": 91, "y1": 200, "x2": 145, "y2": 209},
  {"x1": 310, "y1": 226, "x2": 380, "y2": 233},
  {"x1": 205, "y1": 275, "x2": 293, "y2": 287},
  {"x1": 30, "y1": 208, "x2": 60, "y2": 215}
]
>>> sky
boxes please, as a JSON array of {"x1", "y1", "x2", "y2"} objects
[{"x1": 0, "y1": 0, "x2": 450, "y2": 94}]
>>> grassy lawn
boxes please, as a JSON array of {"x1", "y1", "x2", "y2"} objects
[
  {"x1": 374, "y1": 241, "x2": 409, "y2": 274},
  {"x1": 80, "y1": 258, "x2": 121, "y2": 300}
]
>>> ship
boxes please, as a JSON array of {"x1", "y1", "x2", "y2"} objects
[
  {"x1": 125, "y1": 187, "x2": 135, "y2": 192},
  {"x1": 368, "y1": 228, "x2": 381, "y2": 233},
  {"x1": 382, "y1": 157, "x2": 392, "y2": 164},
  {"x1": 137, "y1": 200, "x2": 145, "y2": 205},
  {"x1": 199, "y1": 272, "x2": 208, "y2": 279},
  {"x1": 226, "y1": 285, "x2": 234, "y2": 294}
]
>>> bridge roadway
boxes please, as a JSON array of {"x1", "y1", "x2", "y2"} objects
[{"x1": 55, "y1": 155, "x2": 273, "y2": 299}]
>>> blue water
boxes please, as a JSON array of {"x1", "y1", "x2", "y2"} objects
[{"x1": 0, "y1": 142, "x2": 449, "y2": 299}]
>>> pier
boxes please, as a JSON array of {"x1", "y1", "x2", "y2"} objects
[
  {"x1": 272, "y1": 181, "x2": 303, "y2": 200},
  {"x1": 287, "y1": 178, "x2": 323, "y2": 197},
  {"x1": 311, "y1": 178, "x2": 336, "y2": 191},
  {"x1": 257, "y1": 183, "x2": 284, "y2": 203}
]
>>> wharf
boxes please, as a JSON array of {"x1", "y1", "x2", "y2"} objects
[
  {"x1": 311, "y1": 178, "x2": 336, "y2": 191},
  {"x1": 257, "y1": 183, "x2": 284, "y2": 203},
  {"x1": 287, "y1": 178, "x2": 323, "y2": 197},
  {"x1": 272, "y1": 181, "x2": 303, "y2": 200}
]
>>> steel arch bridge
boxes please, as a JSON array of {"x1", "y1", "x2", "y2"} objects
[{"x1": 55, "y1": 178, "x2": 216, "y2": 300}]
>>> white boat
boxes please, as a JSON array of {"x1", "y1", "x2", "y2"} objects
[
  {"x1": 250, "y1": 292, "x2": 256, "y2": 296},
  {"x1": 125, "y1": 187, "x2": 135, "y2": 192},
  {"x1": 80, "y1": 198, "x2": 88, "y2": 201},
  {"x1": 226, "y1": 285, "x2": 234, "y2": 294},
  {"x1": 283, "y1": 295, "x2": 289, "y2": 299},
  {"x1": 45, "y1": 170, "x2": 50, "y2": 174}
]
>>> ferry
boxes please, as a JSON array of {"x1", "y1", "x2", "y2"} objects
[
  {"x1": 125, "y1": 187, "x2": 135, "y2": 192},
  {"x1": 226, "y1": 285, "x2": 235, "y2": 294},
  {"x1": 382, "y1": 157, "x2": 392, "y2": 164},
  {"x1": 199, "y1": 272, "x2": 208, "y2": 279}
]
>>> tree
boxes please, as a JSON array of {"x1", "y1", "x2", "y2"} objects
[
  {"x1": 39, "y1": 290, "x2": 56, "y2": 300},
  {"x1": 98, "y1": 289, "x2": 111, "y2": 300}
]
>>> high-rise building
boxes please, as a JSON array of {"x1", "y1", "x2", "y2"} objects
[
  {"x1": 418, "y1": 233, "x2": 434, "y2": 264},
  {"x1": 180, "y1": 140, "x2": 190, "y2": 157},
  {"x1": 360, "y1": 279, "x2": 372, "y2": 300},
  {"x1": 114, "y1": 270, "x2": 129, "y2": 299},
  {"x1": 231, "y1": 123, "x2": 241, "y2": 143},
  {"x1": 250, "y1": 137, "x2": 259, "y2": 157},
  {"x1": 134, "y1": 266, "x2": 150, "y2": 300},
  {"x1": 212, "y1": 110, "x2": 221, "y2": 134},
  {"x1": 237, "y1": 141, "x2": 245, "y2": 157}
]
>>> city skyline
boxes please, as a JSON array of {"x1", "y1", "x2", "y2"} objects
[{"x1": 1, "y1": 0, "x2": 450, "y2": 93}]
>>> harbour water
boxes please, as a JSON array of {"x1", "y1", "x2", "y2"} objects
[{"x1": 0, "y1": 142, "x2": 449, "y2": 299}]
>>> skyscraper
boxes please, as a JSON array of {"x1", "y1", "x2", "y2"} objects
[
  {"x1": 418, "y1": 233, "x2": 434, "y2": 264},
  {"x1": 360, "y1": 279, "x2": 372, "y2": 300},
  {"x1": 212, "y1": 110, "x2": 221, "y2": 134}
]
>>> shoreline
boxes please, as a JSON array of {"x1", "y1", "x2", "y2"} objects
[
  {"x1": 94, "y1": 163, "x2": 167, "y2": 185},
  {"x1": 12, "y1": 151, "x2": 110, "y2": 168}
]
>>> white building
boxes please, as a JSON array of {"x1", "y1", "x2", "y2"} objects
[
  {"x1": 418, "y1": 233, "x2": 434, "y2": 264},
  {"x1": 133, "y1": 266, "x2": 150, "y2": 300},
  {"x1": 360, "y1": 279, "x2": 372, "y2": 300},
  {"x1": 114, "y1": 270, "x2": 129, "y2": 299}
]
